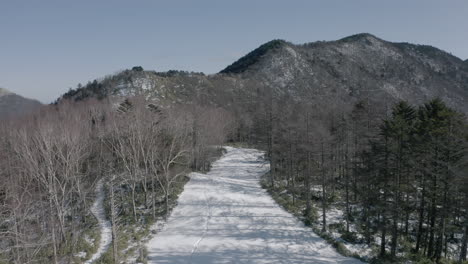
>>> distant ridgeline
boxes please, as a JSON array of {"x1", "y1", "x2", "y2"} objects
[
  {"x1": 56, "y1": 33, "x2": 468, "y2": 116},
  {"x1": 0, "y1": 87, "x2": 42, "y2": 118}
]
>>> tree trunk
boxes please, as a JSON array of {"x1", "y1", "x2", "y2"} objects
[
  {"x1": 415, "y1": 177, "x2": 426, "y2": 253},
  {"x1": 380, "y1": 132, "x2": 389, "y2": 257},
  {"x1": 13, "y1": 210, "x2": 21, "y2": 264},
  {"x1": 345, "y1": 156, "x2": 350, "y2": 233},
  {"x1": 152, "y1": 174, "x2": 157, "y2": 220},
  {"x1": 131, "y1": 183, "x2": 137, "y2": 222},
  {"x1": 268, "y1": 109, "x2": 274, "y2": 189},
  {"x1": 49, "y1": 197, "x2": 58, "y2": 264},
  {"x1": 305, "y1": 152, "x2": 312, "y2": 219},
  {"x1": 380, "y1": 212, "x2": 387, "y2": 257},
  {"x1": 427, "y1": 205, "x2": 436, "y2": 257},
  {"x1": 460, "y1": 224, "x2": 468, "y2": 262},
  {"x1": 391, "y1": 216, "x2": 398, "y2": 257},
  {"x1": 434, "y1": 183, "x2": 448, "y2": 262},
  {"x1": 391, "y1": 141, "x2": 403, "y2": 257},
  {"x1": 110, "y1": 182, "x2": 118, "y2": 264},
  {"x1": 404, "y1": 193, "x2": 409, "y2": 236},
  {"x1": 321, "y1": 143, "x2": 327, "y2": 233},
  {"x1": 427, "y1": 185, "x2": 437, "y2": 258},
  {"x1": 292, "y1": 169, "x2": 296, "y2": 206},
  {"x1": 143, "y1": 182, "x2": 148, "y2": 209},
  {"x1": 305, "y1": 171, "x2": 311, "y2": 218},
  {"x1": 390, "y1": 188, "x2": 399, "y2": 257},
  {"x1": 165, "y1": 180, "x2": 170, "y2": 220}
]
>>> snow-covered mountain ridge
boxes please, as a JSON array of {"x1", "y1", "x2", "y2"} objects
[{"x1": 58, "y1": 33, "x2": 468, "y2": 114}]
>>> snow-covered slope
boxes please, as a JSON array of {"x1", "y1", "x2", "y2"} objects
[{"x1": 146, "y1": 147, "x2": 363, "y2": 263}]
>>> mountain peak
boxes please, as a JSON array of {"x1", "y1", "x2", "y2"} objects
[
  {"x1": 338, "y1": 33, "x2": 384, "y2": 44},
  {"x1": 220, "y1": 39, "x2": 288, "y2": 74}
]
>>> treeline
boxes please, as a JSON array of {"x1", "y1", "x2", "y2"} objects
[
  {"x1": 0, "y1": 97, "x2": 233, "y2": 263},
  {"x1": 359, "y1": 100, "x2": 467, "y2": 262},
  {"x1": 239, "y1": 96, "x2": 468, "y2": 263}
]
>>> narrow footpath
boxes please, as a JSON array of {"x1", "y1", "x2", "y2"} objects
[{"x1": 84, "y1": 179, "x2": 112, "y2": 264}]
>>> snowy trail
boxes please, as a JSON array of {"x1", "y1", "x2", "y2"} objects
[
  {"x1": 84, "y1": 179, "x2": 112, "y2": 264},
  {"x1": 146, "y1": 147, "x2": 363, "y2": 263}
]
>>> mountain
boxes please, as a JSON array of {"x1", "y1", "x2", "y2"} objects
[
  {"x1": 0, "y1": 88, "x2": 42, "y2": 119},
  {"x1": 220, "y1": 33, "x2": 468, "y2": 112},
  {"x1": 58, "y1": 33, "x2": 468, "y2": 114}
]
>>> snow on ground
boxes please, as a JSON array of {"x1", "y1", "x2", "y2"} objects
[
  {"x1": 315, "y1": 205, "x2": 373, "y2": 258},
  {"x1": 74, "y1": 251, "x2": 87, "y2": 259},
  {"x1": 84, "y1": 179, "x2": 112, "y2": 264},
  {"x1": 146, "y1": 147, "x2": 363, "y2": 263}
]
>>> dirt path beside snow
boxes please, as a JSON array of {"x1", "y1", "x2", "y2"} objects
[
  {"x1": 146, "y1": 147, "x2": 363, "y2": 263},
  {"x1": 84, "y1": 179, "x2": 112, "y2": 264}
]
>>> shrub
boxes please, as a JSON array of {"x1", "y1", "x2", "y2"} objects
[{"x1": 341, "y1": 231, "x2": 359, "y2": 243}]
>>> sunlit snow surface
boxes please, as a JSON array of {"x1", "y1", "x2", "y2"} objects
[{"x1": 146, "y1": 147, "x2": 363, "y2": 263}]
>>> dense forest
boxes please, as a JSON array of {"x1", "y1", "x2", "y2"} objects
[
  {"x1": 239, "y1": 94, "x2": 468, "y2": 263},
  {"x1": 0, "y1": 97, "x2": 233, "y2": 263}
]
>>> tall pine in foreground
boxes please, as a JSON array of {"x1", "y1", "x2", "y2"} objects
[
  {"x1": 359, "y1": 99, "x2": 467, "y2": 261},
  {"x1": 414, "y1": 99, "x2": 467, "y2": 261},
  {"x1": 382, "y1": 101, "x2": 417, "y2": 257}
]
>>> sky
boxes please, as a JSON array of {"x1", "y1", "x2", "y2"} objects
[{"x1": 1, "y1": 0, "x2": 467, "y2": 103}]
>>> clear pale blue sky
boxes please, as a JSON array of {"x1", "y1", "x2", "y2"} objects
[{"x1": 1, "y1": 0, "x2": 467, "y2": 103}]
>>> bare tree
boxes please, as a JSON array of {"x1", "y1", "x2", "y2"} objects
[{"x1": 151, "y1": 108, "x2": 192, "y2": 218}]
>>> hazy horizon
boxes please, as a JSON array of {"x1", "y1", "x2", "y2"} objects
[{"x1": 1, "y1": 0, "x2": 467, "y2": 103}]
